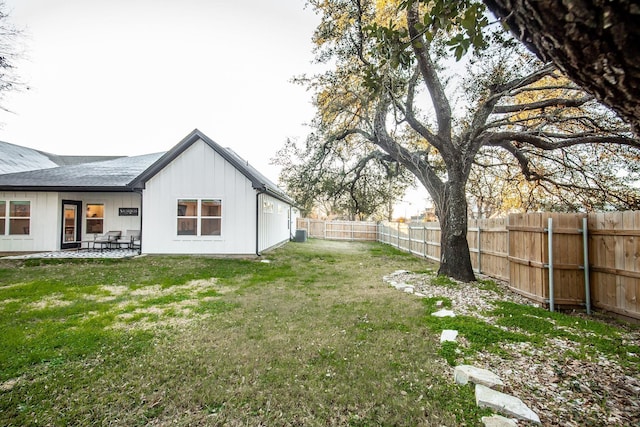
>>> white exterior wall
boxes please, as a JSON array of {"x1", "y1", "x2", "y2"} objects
[
  {"x1": 0, "y1": 191, "x2": 60, "y2": 252},
  {"x1": 257, "y1": 193, "x2": 293, "y2": 253},
  {"x1": 59, "y1": 192, "x2": 142, "y2": 241},
  {"x1": 141, "y1": 138, "x2": 257, "y2": 254},
  {"x1": 0, "y1": 191, "x2": 141, "y2": 252}
]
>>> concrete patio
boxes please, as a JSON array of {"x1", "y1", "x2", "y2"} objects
[{"x1": 2, "y1": 249, "x2": 141, "y2": 259}]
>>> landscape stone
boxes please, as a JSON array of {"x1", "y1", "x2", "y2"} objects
[
  {"x1": 481, "y1": 415, "x2": 518, "y2": 427},
  {"x1": 414, "y1": 292, "x2": 426, "y2": 297},
  {"x1": 475, "y1": 384, "x2": 541, "y2": 424},
  {"x1": 454, "y1": 365, "x2": 504, "y2": 390},
  {"x1": 403, "y1": 286, "x2": 415, "y2": 294},
  {"x1": 436, "y1": 300, "x2": 443, "y2": 307},
  {"x1": 431, "y1": 309, "x2": 455, "y2": 317},
  {"x1": 440, "y1": 329, "x2": 458, "y2": 342}
]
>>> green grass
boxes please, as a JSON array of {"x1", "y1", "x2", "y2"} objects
[
  {"x1": 491, "y1": 301, "x2": 640, "y2": 366},
  {"x1": 0, "y1": 240, "x2": 637, "y2": 426},
  {"x1": 421, "y1": 297, "x2": 531, "y2": 365},
  {"x1": 430, "y1": 275, "x2": 458, "y2": 287},
  {"x1": 0, "y1": 240, "x2": 488, "y2": 426}
]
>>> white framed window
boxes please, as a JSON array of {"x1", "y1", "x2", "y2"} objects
[
  {"x1": 263, "y1": 200, "x2": 274, "y2": 214},
  {"x1": 0, "y1": 201, "x2": 4, "y2": 235},
  {"x1": 86, "y1": 204, "x2": 104, "y2": 234},
  {"x1": 177, "y1": 198, "x2": 221, "y2": 236},
  {"x1": 0, "y1": 201, "x2": 31, "y2": 235}
]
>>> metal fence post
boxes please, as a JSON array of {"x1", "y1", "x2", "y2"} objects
[
  {"x1": 582, "y1": 217, "x2": 592, "y2": 315},
  {"x1": 477, "y1": 226, "x2": 482, "y2": 274},
  {"x1": 547, "y1": 217, "x2": 555, "y2": 312},
  {"x1": 423, "y1": 224, "x2": 427, "y2": 259}
]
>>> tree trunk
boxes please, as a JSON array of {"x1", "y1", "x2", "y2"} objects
[
  {"x1": 483, "y1": 0, "x2": 640, "y2": 131},
  {"x1": 435, "y1": 182, "x2": 476, "y2": 282}
]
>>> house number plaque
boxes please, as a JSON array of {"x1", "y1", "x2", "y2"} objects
[{"x1": 118, "y1": 208, "x2": 139, "y2": 216}]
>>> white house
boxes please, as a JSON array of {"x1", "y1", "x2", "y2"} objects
[{"x1": 0, "y1": 129, "x2": 299, "y2": 255}]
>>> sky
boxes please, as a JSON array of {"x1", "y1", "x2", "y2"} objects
[
  {"x1": 0, "y1": 0, "x2": 321, "y2": 183},
  {"x1": 0, "y1": 0, "x2": 431, "y2": 216}
]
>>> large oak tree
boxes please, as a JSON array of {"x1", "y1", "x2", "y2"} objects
[{"x1": 303, "y1": 0, "x2": 640, "y2": 281}]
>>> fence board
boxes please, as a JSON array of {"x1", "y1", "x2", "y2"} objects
[
  {"x1": 297, "y1": 219, "x2": 377, "y2": 241},
  {"x1": 297, "y1": 211, "x2": 640, "y2": 319},
  {"x1": 469, "y1": 217, "x2": 509, "y2": 281}
]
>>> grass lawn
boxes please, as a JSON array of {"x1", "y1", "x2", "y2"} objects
[
  {"x1": 0, "y1": 239, "x2": 637, "y2": 426},
  {"x1": 0, "y1": 240, "x2": 640, "y2": 426}
]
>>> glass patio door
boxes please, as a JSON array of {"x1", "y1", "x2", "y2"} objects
[{"x1": 61, "y1": 200, "x2": 82, "y2": 249}]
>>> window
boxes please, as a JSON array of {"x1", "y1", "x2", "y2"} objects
[
  {"x1": 177, "y1": 199, "x2": 221, "y2": 236},
  {"x1": 86, "y1": 204, "x2": 104, "y2": 234},
  {"x1": 0, "y1": 201, "x2": 4, "y2": 235},
  {"x1": 3, "y1": 201, "x2": 31, "y2": 235},
  {"x1": 200, "y1": 199, "x2": 222, "y2": 236}
]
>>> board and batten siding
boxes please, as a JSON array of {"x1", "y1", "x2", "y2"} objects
[
  {"x1": 141, "y1": 138, "x2": 257, "y2": 254},
  {"x1": 0, "y1": 191, "x2": 60, "y2": 252},
  {"x1": 0, "y1": 191, "x2": 142, "y2": 252},
  {"x1": 59, "y1": 192, "x2": 142, "y2": 242},
  {"x1": 257, "y1": 192, "x2": 293, "y2": 253}
]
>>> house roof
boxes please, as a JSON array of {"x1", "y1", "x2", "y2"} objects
[
  {"x1": 0, "y1": 141, "x2": 59, "y2": 174},
  {"x1": 0, "y1": 152, "x2": 165, "y2": 191},
  {"x1": 0, "y1": 140, "x2": 125, "y2": 175},
  {"x1": 0, "y1": 129, "x2": 293, "y2": 204}
]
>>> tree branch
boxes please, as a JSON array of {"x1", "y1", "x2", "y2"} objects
[
  {"x1": 402, "y1": 66, "x2": 443, "y2": 149},
  {"x1": 406, "y1": 2, "x2": 452, "y2": 145},
  {"x1": 486, "y1": 132, "x2": 640, "y2": 150},
  {"x1": 493, "y1": 96, "x2": 594, "y2": 114},
  {"x1": 374, "y1": 93, "x2": 443, "y2": 197}
]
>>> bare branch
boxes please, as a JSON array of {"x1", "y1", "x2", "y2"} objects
[
  {"x1": 486, "y1": 131, "x2": 640, "y2": 150},
  {"x1": 493, "y1": 96, "x2": 594, "y2": 114}
]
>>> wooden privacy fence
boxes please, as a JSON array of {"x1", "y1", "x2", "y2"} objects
[
  {"x1": 297, "y1": 218, "x2": 378, "y2": 241},
  {"x1": 297, "y1": 212, "x2": 640, "y2": 320}
]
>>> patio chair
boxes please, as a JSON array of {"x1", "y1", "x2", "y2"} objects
[
  {"x1": 92, "y1": 230, "x2": 121, "y2": 251},
  {"x1": 117, "y1": 229, "x2": 141, "y2": 250}
]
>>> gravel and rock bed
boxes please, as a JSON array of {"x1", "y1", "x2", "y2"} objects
[{"x1": 384, "y1": 271, "x2": 640, "y2": 426}]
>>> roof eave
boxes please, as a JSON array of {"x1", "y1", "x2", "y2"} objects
[
  {"x1": 0, "y1": 185, "x2": 134, "y2": 192},
  {"x1": 261, "y1": 185, "x2": 296, "y2": 206}
]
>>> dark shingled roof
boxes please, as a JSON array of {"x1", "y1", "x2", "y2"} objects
[
  {"x1": 0, "y1": 140, "x2": 127, "y2": 175},
  {"x1": 0, "y1": 152, "x2": 165, "y2": 191},
  {"x1": 0, "y1": 141, "x2": 59, "y2": 174},
  {"x1": 42, "y1": 153, "x2": 125, "y2": 166}
]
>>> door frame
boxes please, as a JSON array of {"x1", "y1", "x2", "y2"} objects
[{"x1": 61, "y1": 200, "x2": 82, "y2": 249}]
